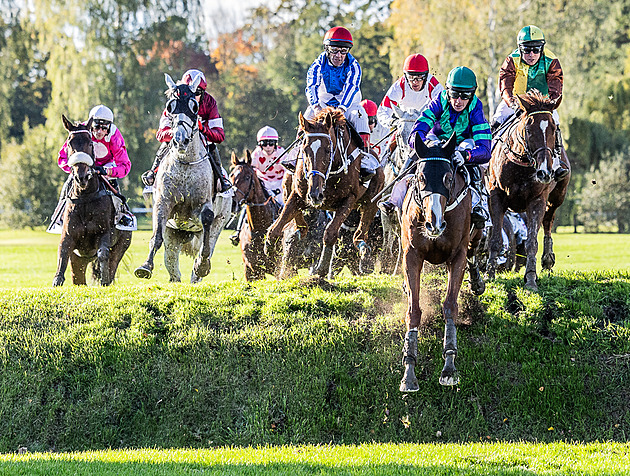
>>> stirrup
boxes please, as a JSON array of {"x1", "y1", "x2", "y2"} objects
[
  {"x1": 230, "y1": 233, "x2": 240, "y2": 247},
  {"x1": 141, "y1": 170, "x2": 155, "y2": 187}
]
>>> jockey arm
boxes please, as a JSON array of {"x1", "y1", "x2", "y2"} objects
[
  {"x1": 338, "y1": 60, "x2": 361, "y2": 111},
  {"x1": 498, "y1": 56, "x2": 519, "y2": 108},
  {"x1": 305, "y1": 57, "x2": 324, "y2": 109},
  {"x1": 104, "y1": 128, "x2": 131, "y2": 178},
  {"x1": 377, "y1": 86, "x2": 400, "y2": 129},
  {"x1": 198, "y1": 93, "x2": 225, "y2": 144},
  {"x1": 546, "y1": 58, "x2": 563, "y2": 105},
  {"x1": 57, "y1": 141, "x2": 72, "y2": 174}
]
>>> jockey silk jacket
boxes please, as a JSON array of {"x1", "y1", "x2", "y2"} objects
[
  {"x1": 377, "y1": 74, "x2": 444, "y2": 128},
  {"x1": 156, "y1": 91, "x2": 225, "y2": 144},
  {"x1": 499, "y1": 48, "x2": 563, "y2": 105},
  {"x1": 58, "y1": 125, "x2": 131, "y2": 179},
  {"x1": 251, "y1": 146, "x2": 286, "y2": 192},
  {"x1": 409, "y1": 91, "x2": 492, "y2": 165},
  {"x1": 306, "y1": 52, "x2": 362, "y2": 110}
]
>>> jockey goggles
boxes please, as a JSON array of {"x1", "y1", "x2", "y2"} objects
[
  {"x1": 405, "y1": 72, "x2": 428, "y2": 84},
  {"x1": 93, "y1": 119, "x2": 111, "y2": 131},
  {"x1": 326, "y1": 46, "x2": 350, "y2": 56},
  {"x1": 447, "y1": 89, "x2": 474, "y2": 100},
  {"x1": 259, "y1": 139, "x2": 278, "y2": 147},
  {"x1": 520, "y1": 45, "x2": 542, "y2": 55},
  {"x1": 368, "y1": 117, "x2": 377, "y2": 126}
]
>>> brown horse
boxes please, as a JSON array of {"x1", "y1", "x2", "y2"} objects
[
  {"x1": 400, "y1": 134, "x2": 485, "y2": 392},
  {"x1": 487, "y1": 91, "x2": 570, "y2": 291},
  {"x1": 265, "y1": 108, "x2": 384, "y2": 277},
  {"x1": 229, "y1": 151, "x2": 282, "y2": 281},
  {"x1": 52, "y1": 115, "x2": 131, "y2": 286}
]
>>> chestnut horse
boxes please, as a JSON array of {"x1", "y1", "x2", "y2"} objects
[
  {"x1": 53, "y1": 115, "x2": 131, "y2": 286},
  {"x1": 400, "y1": 134, "x2": 485, "y2": 392},
  {"x1": 230, "y1": 151, "x2": 282, "y2": 281},
  {"x1": 265, "y1": 108, "x2": 384, "y2": 277},
  {"x1": 486, "y1": 91, "x2": 570, "y2": 291}
]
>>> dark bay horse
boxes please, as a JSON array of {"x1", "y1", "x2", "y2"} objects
[
  {"x1": 265, "y1": 108, "x2": 384, "y2": 277},
  {"x1": 135, "y1": 73, "x2": 231, "y2": 283},
  {"x1": 53, "y1": 115, "x2": 131, "y2": 286},
  {"x1": 230, "y1": 151, "x2": 282, "y2": 281},
  {"x1": 400, "y1": 134, "x2": 485, "y2": 392},
  {"x1": 487, "y1": 91, "x2": 570, "y2": 291}
]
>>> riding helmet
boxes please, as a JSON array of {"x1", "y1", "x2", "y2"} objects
[
  {"x1": 403, "y1": 54, "x2": 429, "y2": 74},
  {"x1": 517, "y1": 25, "x2": 546, "y2": 47},
  {"x1": 323, "y1": 27, "x2": 353, "y2": 49},
  {"x1": 446, "y1": 66, "x2": 477, "y2": 92},
  {"x1": 257, "y1": 126, "x2": 279, "y2": 144},
  {"x1": 181, "y1": 69, "x2": 207, "y2": 93},
  {"x1": 89, "y1": 104, "x2": 114, "y2": 124},
  {"x1": 360, "y1": 99, "x2": 378, "y2": 117}
]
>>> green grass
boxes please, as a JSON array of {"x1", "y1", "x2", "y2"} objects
[{"x1": 0, "y1": 442, "x2": 628, "y2": 475}]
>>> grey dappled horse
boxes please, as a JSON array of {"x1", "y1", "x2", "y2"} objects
[{"x1": 135, "y1": 73, "x2": 231, "y2": 283}]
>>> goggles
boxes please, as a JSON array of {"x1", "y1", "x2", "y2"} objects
[
  {"x1": 447, "y1": 90, "x2": 474, "y2": 100},
  {"x1": 520, "y1": 45, "x2": 542, "y2": 55},
  {"x1": 405, "y1": 72, "x2": 428, "y2": 84},
  {"x1": 93, "y1": 120, "x2": 111, "y2": 131},
  {"x1": 368, "y1": 117, "x2": 377, "y2": 126},
  {"x1": 326, "y1": 46, "x2": 350, "y2": 56},
  {"x1": 259, "y1": 140, "x2": 278, "y2": 147}
]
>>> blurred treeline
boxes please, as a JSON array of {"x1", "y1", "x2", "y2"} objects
[{"x1": 0, "y1": 0, "x2": 628, "y2": 231}]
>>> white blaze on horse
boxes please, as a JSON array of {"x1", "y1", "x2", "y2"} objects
[{"x1": 134, "y1": 73, "x2": 232, "y2": 283}]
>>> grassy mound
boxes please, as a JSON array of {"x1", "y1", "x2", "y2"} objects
[{"x1": 0, "y1": 271, "x2": 628, "y2": 452}]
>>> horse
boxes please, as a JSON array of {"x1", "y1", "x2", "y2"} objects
[
  {"x1": 134, "y1": 73, "x2": 232, "y2": 283},
  {"x1": 52, "y1": 115, "x2": 131, "y2": 286},
  {"x1": 229, "y1": 150, "x2": 282, "y2": 281},
  {"x1": 486, "y1": 91, "x2": 570, "y2": 291},
  {"x1": 399, "y1": 133, "x2": 485, "y2": 392},
  {"x1": 265, "y1": 108, "x2": 384, "y2": 278}
]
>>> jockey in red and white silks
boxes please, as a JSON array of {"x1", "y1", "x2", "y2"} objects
[{"x1": 251, "y1": 126, "x2": 286, "y2": 206}]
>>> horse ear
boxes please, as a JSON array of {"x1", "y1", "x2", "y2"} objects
[
  {"x1": 231, "y1": 151, "x2": 238, "y2": 166},
  {"x1": 550, "y1": 94, "x2": 561, "y2": 110},
  {"x1": 298, "y1": 111, "x2": 307, "y2": 131},
  {"x1": 86, "y1": 117, "x2": 93, "y2": 131},
  {"x1": 413, "y1": 133, "x2": 429, "y2": 158},
  {"x1": 165, "y1": 73, "x2": 177, "y2": 89},
  {"x1": 62, "y1": 114, "x2": 73, "y2": 132},
  {"x1": 443, "y1": 131, "x2": 458, "y2": 157},
  {"x1": 324, "y1": 112, "x2": 333, "y2": 130},
  {"x1": 515, "y1": 94, "x2": 530, "y2": 114},
  {"x1": 245, "y1": 149, "x2": 252, "y2": 165}
]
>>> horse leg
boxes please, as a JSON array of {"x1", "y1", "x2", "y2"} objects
[
  {"x1": 266, "y1": 193, "x2": 303, "y2": 258},
  {"x1": 354, "y1": 201, "x2": 379, "y2": 275},
  {"x1": 109, "y1": 233, "x2": 132, "y2": 284},
  {"x1": 163, "y1": 228, "x2": 183, "y2": 282},
  {"x1": 400, "y1": 237, "x2": 423, "y2": 393},
  {"x1": 312, "y1": 200, "x2": 356, "y2": 278},
  {"x1": 524, "y1": 199, "x2": 546, "y2": 291},
  {"x1": 192, "y1": 204, "x2": 215, "y2": 279},
  {"x1": 467, "y1": 227, "x2": 486, "y2": 296},
  {"x1": 135, "y1": 203, "x2": 169, "y2": 279},
  {"x1": 69, "y1": 253, "x2": 89, "y2": 286},
  {"x1": 52, "y1": 234, "x2": 74, "y2": 287},
  {"x1": 440, "y1": 250, "x2": 467, "y2": 386},
  {"x1": 487, "y1": 190, "x2": 508, "y2": 281},
  {"x1": 97, "y1": 234, "x2": 112, "y2": 285}
]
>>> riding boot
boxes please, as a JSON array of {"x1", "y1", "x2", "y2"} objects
[
  {"x1": 47, "y1": 175, "x2": 73, "y2": 234},
  {"x1": 552, "y1": 128, "x2": 569, "y2": 181},
  {"x1": 467, "y1": 164, "x2": 487, "y2": 229},
  {"x1": 208, "y1": 144, "x2": 232, "y2": 193},
  {"x1": 142, "y1": 142, "x2": 169, "y2": 187},
  {"x1": 230, "y1": 207, "x2": 247, "y2": 246}
]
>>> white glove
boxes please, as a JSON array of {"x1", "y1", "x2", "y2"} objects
[{"x1": 452, "y1": 150, "x2": 466, "y2": 168}]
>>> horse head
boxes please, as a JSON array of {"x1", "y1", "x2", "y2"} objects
[
  {"x1": 62, "y1": 114, "x2": 97, "y2": 192},
  {"x1": 164, "y1": 73, "x2": 201, "y2": 155},
  {"x1": 298, "y1": 109, "x2": 335, "y2": 207},
  {"x1": 412, "y1": 132, "x2": 458, "y2": 238},
  {"x1": 515, "y1": 90, "x2": 559, "y2": 184},
  {"x1": 229, "y1": 150, "x2": 257, "y2": 207}
]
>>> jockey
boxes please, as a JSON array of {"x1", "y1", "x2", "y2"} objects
[
  {"x1": 377, "y1": 54, "x2": 444, "y2": 129},
  {"x1": 48, "y1": 104, "x2": 136, "y2": 233},
  {"x1": 301, "y1": 26, "x2": 378, "y2": 181},
  {"x1": 141, "y1": 68, "x2": 232, "y2": 193},
  {"x1": 388, "y1": 67, "x2": 492, "y2": 229},
  {"x1": 230, "y1": 126, "x2": 285, "y2": 246},
  {"x1": 491, "y1": 25, "x2": 568, "y2": 181},
  {"x1": 361, "y1": 99, "x2": 389, "y2": 158}
]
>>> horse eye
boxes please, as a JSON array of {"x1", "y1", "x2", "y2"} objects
[
  {"x1": 166, "y1": 99, "x2": 177, "y2": 114},
  {"x1": 188, "y1": 98, "x2": 199, "y2": 115},
  {"x1": 443, "y1": 174, "x2": 453, "y2": 186}
]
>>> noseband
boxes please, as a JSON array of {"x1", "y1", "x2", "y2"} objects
[
  {"x1": 500, "y1": 110, "x2": 554, "y2": 167},
  {"x1": 302, "y1": 132, "x2": 334, "y2": 182}
]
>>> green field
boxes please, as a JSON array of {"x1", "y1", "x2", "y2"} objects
[{"x1": 1, "y1": 227, "x2": 629, "y2": 289}]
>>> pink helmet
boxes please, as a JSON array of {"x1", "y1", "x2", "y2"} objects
[
  {"x1": 257, "y1": 126, "x2": 279, "y2": 143},
  {"x1": 361, "y1": 99, "x2": 378, "y2": 117},
  {"x1": 181, "y1": 69, "x2": 207, "y2": 92},
  {"x1": 323, "y1": 26, "x2": 353, "y2": 49},
  {"x1": 403, "y1": 54, "x2": 429, "y2": 74}
]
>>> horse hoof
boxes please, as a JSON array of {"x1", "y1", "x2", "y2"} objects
[
  {"x1": 52, "y1": 277, "x2": 64, "y2": 287},
  {"x1": 439, "y1": 374, "x2": 460, "y2": 386},
  {"x1": 193, "y1": 258, "x2": 211, "y2": 278},
  {"x1": 400, "y1": 377, "x2": 419, "y2": 393},
  {"x1": 470, "y1": 278, "x2": 486, "y2": 296},
  {"x1": 134, "y1": 266, "x2": 153, "y2": 279},
  {"x1": 542, "y1": 253, "x2": 555, "y2": 270}
]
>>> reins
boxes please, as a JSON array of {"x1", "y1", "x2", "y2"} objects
[{"x1": 496, "y1": 110, "x2": 554, "y2": 167}]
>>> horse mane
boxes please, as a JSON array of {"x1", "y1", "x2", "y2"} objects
[
  {"x1": 518, "y1": 89, "x2": 556, "y2": 111},
  {"x1": 312, "y1": 107, "x2": 346, "y2": 127}
]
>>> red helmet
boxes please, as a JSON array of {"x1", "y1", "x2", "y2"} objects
[
  {"x1": 181, "y1": 69, "x2": 207, "y2": 92},
  {"x1": 361, "y1": 99, "x2": 378, "y2": 117},
  {"x1": 403, "y1": 54, "x2": 429, "y2": 74},
  {"x1": 323, "y1": 27, "x2": 353, "y2": 49}
]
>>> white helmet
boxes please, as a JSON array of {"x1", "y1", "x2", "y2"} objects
[
  {"x1": 89, "y1": 104, "x2": 114, "y2": 123},
  {"x1": 256, "y1": 126, "x2": 279, "y2": 143}
]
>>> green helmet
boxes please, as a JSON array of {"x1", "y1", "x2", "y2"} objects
[
  {"x1": 446, "y1": 66, "x2": 477, "y2": 92},
  {"x1": 517, "y1": 25, "x2": 545, "y2": 47}
]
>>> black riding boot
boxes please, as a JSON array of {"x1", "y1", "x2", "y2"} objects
[
  {"x1": 553, "y1": 128, "x2": 569, "y2": 181},
  {"x1": 142, "y1": 142, "x2": 170, "y2": 187},
  {"x1": 208, "y1": 144, "x2": 232, "y2": 193},
  {"x1": 466, "y1": 164, "x2": 487, "y2": 229},
  {"x1": 230, "y1": 207, "x2": 247, "y2": 246}
]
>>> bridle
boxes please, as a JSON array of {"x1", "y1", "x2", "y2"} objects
[
  {"x1": 412, "y1": 156, "x2": 469, "y2": 214},
  {"x1": 232, "y1": 165, "x2": 275, "y2": 208},
  {"x1": 498, "y1": 110, "x2": 554, "y2": 167}
]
